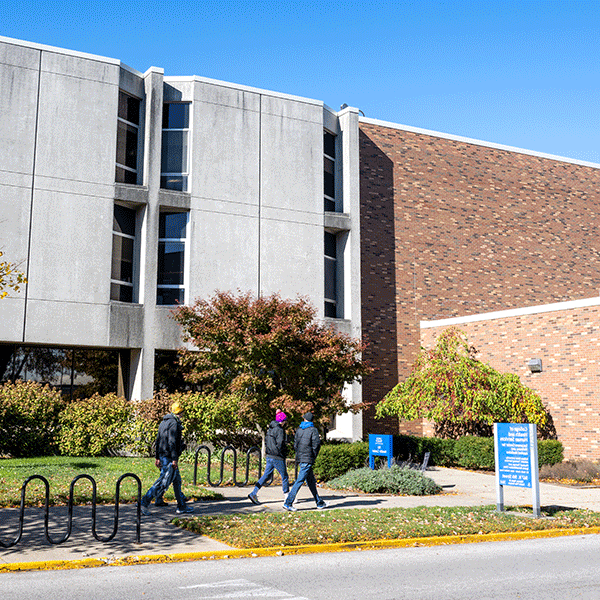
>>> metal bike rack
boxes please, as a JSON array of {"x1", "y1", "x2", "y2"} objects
[
  {"x1": 0, "y1": 473, "x2": 142, "y2": 548},
  {"x1": 192, "y1": 445, "x2": 298, "y2": 487}
]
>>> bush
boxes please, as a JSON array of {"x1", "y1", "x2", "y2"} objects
[
  {"x1": 454, "y1": 435, "x2": 495, "y2": 470},
  {"x1": 327, "y1": 465, "x2": 441, "y2": 495},
  {"x1": 540, "y1": 459, "x2": 600, "y2": 482},
  {"x1": 313, "y1": 442, "x2": 369, "y2": 481},
  {"x1": 0, "y1": 380, "x2": 65, "y2": 457},
  {"x1": 127, "y1": 391, "x2": 174, "y2": 456},
  {"x1": 58, "y1": 393, "x2": 133, "y2": 456},
  {"x1": 538, "y1": 440, "x2": 563, "y2": 467},
  {"x1": 392, "y1": 434, "x2": 457, "y2": 467}
]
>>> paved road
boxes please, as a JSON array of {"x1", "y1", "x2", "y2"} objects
[
  {"x1": 4, "y1": 534, "x2": 600, "y2": 599},
  {"x1": 2, "y1": 467, "x2": 600, "y2": 568}
]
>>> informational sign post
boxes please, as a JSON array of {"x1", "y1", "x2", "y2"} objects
[
  {"x1": 369, "y1": 434, "x2": 393, "y2": 469},
  {"x1": 493, "y1": 423, "x2": 541, "y2": 518}
]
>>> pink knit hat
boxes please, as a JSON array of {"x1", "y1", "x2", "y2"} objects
[{"x1": 275, "y1": 411, "x2": 287, "y2": 422}]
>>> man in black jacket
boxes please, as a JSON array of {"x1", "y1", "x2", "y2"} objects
[
  {"x1": 140, "y1": 402, "x2": 194, "y2": 516},
  {"x1": 247, "y1": 410, "x2": 289, "y2": 504},
  {"x1": 283, "y1": 412, "x2": 327, "y2": 512}
]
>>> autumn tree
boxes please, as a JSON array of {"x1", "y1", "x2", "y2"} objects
[
  {"x1": 0, "y1": 251, "x2": 27, "y2": 299},
  {"x1": 173, "y1": 291, "x2": 370, "y2": 448},
  {"x1": 376, "y1": 327, "x2": 554, "y2": 438}
]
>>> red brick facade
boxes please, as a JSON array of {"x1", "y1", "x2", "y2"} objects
[
  {"x1": 359, "y1": 120, "x2": 600, "y2": 450},
  {"x1": 422, "y1": 303, "x2": 600, "y2": 459}
]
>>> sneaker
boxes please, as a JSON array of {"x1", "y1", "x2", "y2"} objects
[
  {"x1": 317, "y1": 501, "x2": 328, "y2": 510},
  {"x1": 247, "y1": 493, "x2": 260, "y2": 505},
  {"x1": 176, "y1": 505, "x2": 195, "y2": 514},
  {"x1": 282, "y1": 503, "x2": 296, "y2": 512},
  {"x1": 155, "y1": 500, "x2": 169, "y2": 507},
  {"x1": 140, "y1": 503, "x2": 151, "y2": 516}
]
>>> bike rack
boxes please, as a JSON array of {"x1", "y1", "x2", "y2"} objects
[
  {"x1": 0, "y1": 473, "x2": 142, "y2": 548},
  {"x1": 192, "y1": 445, "x2": 298, "y2": 487}
]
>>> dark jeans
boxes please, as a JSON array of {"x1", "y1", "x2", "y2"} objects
[
  {"x1": 142, "y1": 456, "x2": 187, "y2": 510},
  {"x1": 285, "y1": 462, "x2": 324, "y2": 506},
  {"x1": 252, "y1": 457, "x2": 289, "y2": 494}
]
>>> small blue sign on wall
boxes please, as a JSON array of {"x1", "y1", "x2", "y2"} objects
[{"x1": 369, "y1": 434, "x2": 393, "y2": 469}]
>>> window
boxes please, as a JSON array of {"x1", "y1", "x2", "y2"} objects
[
  {"x1": 324, "y1": 231, "x2": 337, "y2": 317},
  {"x1": 157, "y1": 212, "x2": 188, "y2": 305},
  {"x1": 111, "y1": 204, "x2": 136, "y2": 302},
  {"x1": 115, "y1": 91, "x2": 140, "y2": 184},
  {"x1": 161, "y1": 103, "x2": 190, "y2": 192},
  {"x1": 324, "y1": 130, "x2": 336, "y2": 212}
]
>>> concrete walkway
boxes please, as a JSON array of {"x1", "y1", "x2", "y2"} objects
[{"x1": 2, "y1": 467, "x2": 600, "y2": 569}]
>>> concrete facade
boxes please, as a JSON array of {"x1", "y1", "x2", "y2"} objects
[
  {"x1": 0, "y1": 36, "x2": 362, "y2": 439},
  {"x1": 4, "y1": 35, "x2": 600, "y2": 455}
]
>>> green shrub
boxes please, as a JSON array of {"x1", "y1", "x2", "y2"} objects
[
  {"x1": 390, "y1": 434, "x2": 457, "y2": 467},
  {"x1": 58, "y1": 393, "x2": 133, "y2": 456},
  {"x1": 313, "y1": 442, "x2": 369, "y2": 481},
  {"x1": 0, "y1": 380, "x2": 65, "y2": 457},
  {"x1": 127, "y1": 392, "x2": 174, "y2": 456},
  {"x1": 327, "y1": 465, "x2": 441, "y2": 495},
  {"x1": 454, "y1": 435, "x2": 495, "y2": 470},
  {"x1": 538, "y1": 439, "x2": 563, "y2": 467}
]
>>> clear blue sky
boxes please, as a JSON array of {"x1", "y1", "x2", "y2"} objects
[{"x1": 2, "y1": 0, "x2": 599, "y2": 163}]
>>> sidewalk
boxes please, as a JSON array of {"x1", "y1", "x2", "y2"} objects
[{"x1": 2, "y1": 467, "x2": 600, "y2": 570}]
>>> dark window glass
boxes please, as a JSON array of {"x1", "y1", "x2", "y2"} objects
[
  {"x1": 158, "y1": 242, "x2": 184, "y2": 285},
  {"x1": 111, "y1": 235, "x2": 134, "y2": 282},
  {"x1": 324, "y1": 131, "x2": 335, "y2": 158},
  {"x1": 324, "y1": 301, "x2": 337, "y2": 318},
  {"x1": 113, "y1": 205, "x2": 136, "y2": 236},
  {"x1": 111, "y1": 283, "x2": 133, "y2": 303},
  {"x1": 325, "y1": 257, "x2": 336, "y2": 301},
  {"x1": 118, "y1": 91, "x2": 140, "y2": 125},
  {"x1": 157, "y1": 288, "x2": 184, "y2": 305},
  {"x1": 160, "y1": 175, "x2": 187, "y2": 191},
  {"x1": 324, "y1": 156, "x2": 335, "y2": 199},
  {"x1": 159, "y1": 213, "x2": 187, "y2": 239},
  {"x1": 163, "y1": 103, "x2": 189, "y2": 129},
  {"x1": 116, "y1": 121, "x2": 138, "y2": 170},
  {"x1": 161, "y1": 130, "x2": 188, "y2": 173},
  {"x1": 116, "y1": 166, "x2": 137, "y2": 184},
  {"x1": 324, "y1": 197, "x2": 336, "y2": 211},
  {"x1": 325, "y1": 232, "x2": 337, "y2": 258}
]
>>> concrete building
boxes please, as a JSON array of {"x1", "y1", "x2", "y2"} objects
[
  {"x1": 0, "y1": 35, "x2": 362, "y2": 441},
  {"x1": 3, "y1": 35, "x2": 600, "y2": 457}
]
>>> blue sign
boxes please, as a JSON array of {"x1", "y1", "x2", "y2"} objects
[
  {"x1": 495, "y1": 423, "x2": 534, "y2": 488},
  {"x1": 369, "y1": 434, "x2": 393, "y2": 469}
]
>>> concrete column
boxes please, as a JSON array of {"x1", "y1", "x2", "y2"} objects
[{"x1": 129, "y1": 66, "x2": 164, "y2": 401}]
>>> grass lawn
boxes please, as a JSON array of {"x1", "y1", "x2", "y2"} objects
[
  {"x1": 173, "y1": 504, "x2": 600, "y2": 549},
  {"x1": 0, "y1": 456, "x2": 222, "y2": 506}
]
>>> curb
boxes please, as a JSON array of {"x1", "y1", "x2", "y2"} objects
[{"x1": 3, "y1": 525, "x2": 600, "y2": 573}]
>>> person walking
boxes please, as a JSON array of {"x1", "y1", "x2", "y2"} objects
[
  {"x1": 248, "y1": 410, "x2": 290, "y2": 505},
  {"x1": 140, "y1": 401, "x2": 194, "y2": 516},
  {"x1": 283, "y1": 412, "x2": 327, "y2": 512}
]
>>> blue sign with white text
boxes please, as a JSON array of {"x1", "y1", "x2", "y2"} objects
[
  {"x1": 496, "y1": 423, "x2": 533, "y2": 488},
  {"x1": 369, "y1": 434, "x2": 393, "y2": 468}
]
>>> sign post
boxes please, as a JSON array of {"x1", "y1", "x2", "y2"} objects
[
  {"x1": 369, "y1": 434, "x2": 393, "y2": 469},
  {"x1": 494, "y1": 423, "x2": 541, "y2": 518}
]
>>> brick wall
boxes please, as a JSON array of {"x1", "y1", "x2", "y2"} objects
[
  {"x1": 421, "y1": 304, "x2": 600, "y2": 460},
  {"x1": 359, "y1": 121, "x2": 600, "y2": 443}
]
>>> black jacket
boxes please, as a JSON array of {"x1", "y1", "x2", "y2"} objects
[
  {"x1": 294, "y1": 422, "x2": 321, "y2": 464},
  {"x1": 265, "y1": 420, "x2": 287, "y2": 459},
  {"x1": 155, "y1": 413, "x2": 185, "y2": 462}
]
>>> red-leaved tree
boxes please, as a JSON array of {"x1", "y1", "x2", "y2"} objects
[{"x1": 173, "y1": 291, "x2": 370, "y2": 447}]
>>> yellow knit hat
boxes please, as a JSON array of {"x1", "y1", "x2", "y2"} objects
[{"x1": 171, "y1": 401, "x2": 184, "y2": 415}]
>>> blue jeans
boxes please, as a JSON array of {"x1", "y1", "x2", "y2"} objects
[
  {"x1": 285, "y1": 462, "x2": 324, "y2": 507},
  {"x1": 252, "y1": 457, "x2": 289, "y2": 495},
  {"x1": 142, "y1": 456, "x2": 187, "y2": 510}
]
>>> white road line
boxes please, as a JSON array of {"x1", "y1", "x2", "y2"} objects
[{"x1": 179, "y1": 578, "x2": 312, "y2": 599}]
